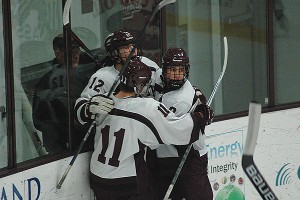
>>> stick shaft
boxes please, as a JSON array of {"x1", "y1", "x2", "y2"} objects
[{"x1": 68, "y1": 29, "x2": 101, "y2": 67}]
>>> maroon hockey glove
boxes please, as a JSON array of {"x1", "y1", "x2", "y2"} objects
[{"x1": 194, "y1": 104, "x2": 214, "y2": 125}]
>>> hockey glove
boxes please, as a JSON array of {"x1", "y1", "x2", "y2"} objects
[
  {"x1": 193, "y1": 86, "x2": 207, "y2": 104},
  {"x1": 194, "y1": 104, "x2": 214, "y2": 125},
  {"x1": 88, "y1": 94, "x2": 114, "y2": 125}
]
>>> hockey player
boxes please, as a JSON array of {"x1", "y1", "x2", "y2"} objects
[
  {"x1": 148, "y1": 48, "x2": 214, "y2": 199},
  {"x1": 88, "y1": 58, "x2": 210, "y2": 199},
  {"x1": 75, "y1": 29, "x2": 159, "y2": 125}
]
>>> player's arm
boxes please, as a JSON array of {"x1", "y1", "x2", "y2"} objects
[
  {"x1": 74, "y1": 73, "x2": 107, "y2": 125},
  {"x1": 192, "y1": 86, "x2": 214, "y2": 125},
  {"x1": 151, "y1": 68, "x2": 164, "y2": 100},
  {"x1": 192, "y1": 86, "x2": 207, "y2": 105},
  {"x1": 141, "y1": 100, "x2": 206, "y2": 148}
]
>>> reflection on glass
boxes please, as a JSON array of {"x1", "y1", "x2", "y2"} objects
[
  {"x1": 165, "y1": 0, "x2": 268, "y2": 115},
  {"x1": 11, "y1": 0, "x2": 97, "y2": 159},
  {"x1": 32, "y1": 34, "x2": 91, "y2": 153},
  {"x1": 0, "y1": 5, "x2": 8, "y2": 169},
  {"x1": 274, "y1": 0, "x2": 300, "y2": 104},
  {"x1": 11, "y1": 0, "x2": 66, "y2": 160}
]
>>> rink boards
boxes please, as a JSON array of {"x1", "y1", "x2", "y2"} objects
[{"x1": 0, "y1": 107, "x2": 300, "y2": 199}]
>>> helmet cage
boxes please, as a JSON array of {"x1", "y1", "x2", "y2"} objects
[
  {"x1": 162, "y1": 48, "x2": 190, "y2": 90},
  {"x1": 134, "y1": 80, "x2": 152, "y2": 97}
]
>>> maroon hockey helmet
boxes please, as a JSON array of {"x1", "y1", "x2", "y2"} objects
[
  {"x1": 162, "y1": 48, "x2": 190, "y2": 90},
  {"x1": 121, "y1": 58, "x2": 152, "y2": 95},
  {"x1": 104, "y1": 32, "x2": 115, "y2": 55},
  {"x1": 104, "y1": 30, "x2": 135, "y2": 63},
  {"x1": 113, "y1": 30, "x2": 135, "y2": 48}
]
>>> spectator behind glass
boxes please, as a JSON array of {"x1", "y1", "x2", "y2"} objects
[
  {"x1": 32, "y1": 34, "x2": 90, "y2": 154},
  {"x1": 53, "y1": 34, "x2": 81, "y2": 68}
]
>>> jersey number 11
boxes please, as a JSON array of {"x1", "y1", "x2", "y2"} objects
[{"x1": 98, "y1": 125, "x2": 125, "y2": 167}]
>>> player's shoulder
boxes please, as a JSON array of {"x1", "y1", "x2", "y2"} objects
[
  {"x1": 156, "y1": 67, "x2": 162, "y2": 74},
  {"x1": 137, "y1": 97, "x2": 163, "y2": 118},
  {"x1": 139, "y1": 56, "x2": 159, "y2": 70},
  {"x1": 163, "y1": 81, "x2": 195, "y2": 101},
  {"x1": 134, "y1": 97, "x2": 160, "y2": 111},
  {"x1": 134, "y1": 96, "x2": 158, "y2": 104},
  {"x1": 184, "y1": 80, "x2": 195, "y2": 90},
  {"x1": 173, "y1": 80, "x2": 194, "y2": 94},
  {"x1": 92, "y1": 66, "x2": 117, "y2": 78},
  {"x1": 113, "y1": 96, "x2": 160, "y2": 117},
  {"x1": 190, "y1": 83, "x2": 205, "y2": 96},
  {"x1": 94, "y1": 65, "x2": 115, "y2": 73}
]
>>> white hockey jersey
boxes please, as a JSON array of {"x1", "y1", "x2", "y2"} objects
[
  {"x1": 74, "y1": 56, "x2": 159, "y2": 125},
  {"x1": 90, "y1": 95, "x2": 203, "y2": 195},
  {"x1": 154, "y1": 68, "x2": 208, "y2": 157}
]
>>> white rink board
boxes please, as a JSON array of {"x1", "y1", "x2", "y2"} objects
[
  {"x1": 206, "y1": 107, "x2": 300, "y2": 200},
  {"x1": 0, "y1": 107, "x2": 300, "y2": 199},
  {"x1": 0, "y1": 152, "x2": 93, "y2": 200}
]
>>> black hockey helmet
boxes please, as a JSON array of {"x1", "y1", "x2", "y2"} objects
[
  {"x1": 53, "y1": 34, "x2": 79, "y2": 50},
  {"x1": 162, "y1": 48, "x2": 190, "y2": 90}
]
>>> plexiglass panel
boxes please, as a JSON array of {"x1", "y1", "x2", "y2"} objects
[
  {"x1": 11, "y1": 0, "x2": 65, "y2": 160},
  {"x1": 274, "y1": 0, "x2": 300, "y2": 104},
  {"x1": 165, "y1": 0, "x2": 268, "y2": 115},
  {"x1": 0, "y1": 2, "x2": 8, "y2": 169}
]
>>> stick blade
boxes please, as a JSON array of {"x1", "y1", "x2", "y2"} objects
[
  {"x1": 157, "y1": 0, "x2": 176, "y2": 10},
  {"x1": 243, "y1": 102, "x2": 261, "y2": 156},
  {"x1": 242, "y1": 102, "x2": 279, "y2": 200},
  {"x1": 222, "y1": 36, "x2": 228, "y2": 73},
  {"x1": 149, "y1": 0, "x2": 176, "y2": 23},
  {"x1": 63, "y1": 0, "x2": 72, "y2": 25}
]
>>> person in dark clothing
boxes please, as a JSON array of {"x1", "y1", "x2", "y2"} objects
[{"x1": 32, "y1": 34, "x2": 90, "y2": 153}]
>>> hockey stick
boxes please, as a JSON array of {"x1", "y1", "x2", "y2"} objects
[
  {"x1": 68, "y1": 29, "x2": 102, "y2": 67},
  {"x1": 62, "y1": 0, "x2": 104, "y2": 67},
  {"x1": 56, "y1": 0, "x2": 176, "y2": 190},
  {"x1": 163, "y1": 36, "x2": 228, "y2": 200},
  {"x1": 207, "y1": 37, "x2": 228, "y2": 105},
  {"x1": 242, "y1": 102, "x2": 278, "y2": 200}
]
